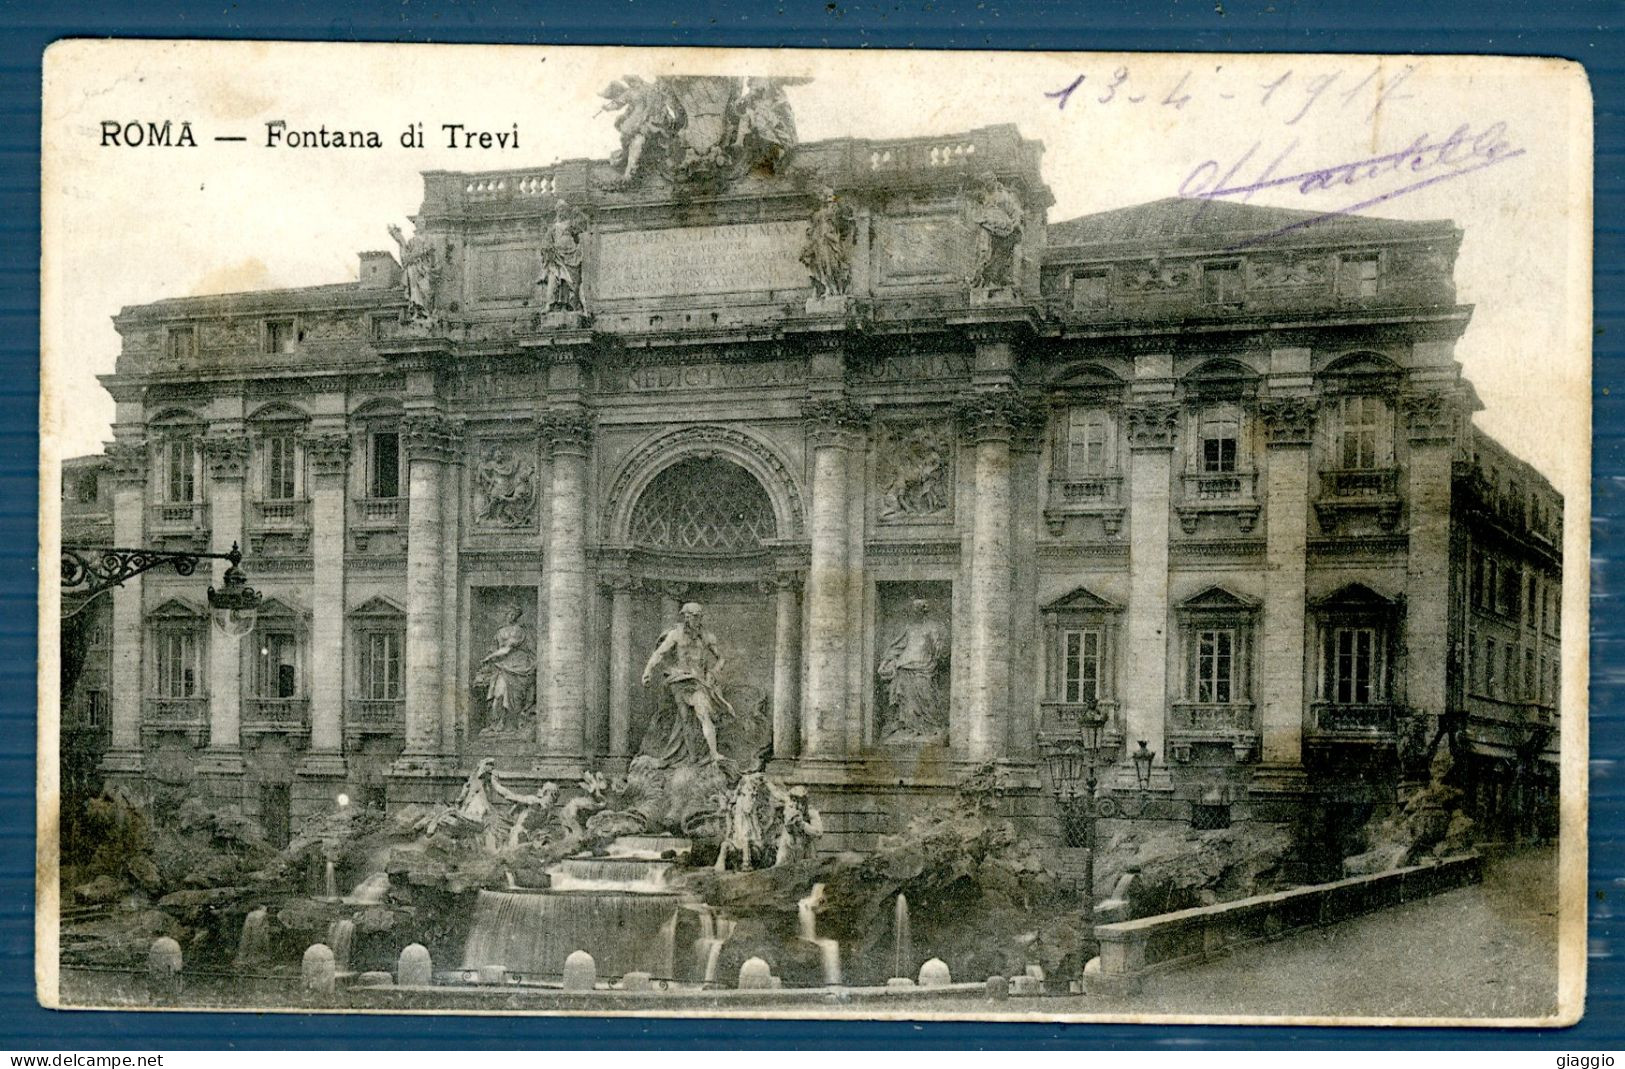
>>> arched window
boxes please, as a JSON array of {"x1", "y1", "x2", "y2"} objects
[{"x1": 629, "y1": 457, "x2": 776, "y2": 553}]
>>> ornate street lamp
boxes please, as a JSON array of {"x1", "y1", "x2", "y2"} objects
[
  {"x1": 1038, "y1": 698, "x2": 1109, "y2": 966},
  {"x1": 61, "y1": 541, "x2": 262, "y2": 692},
  {"x1": 1132, "y1": 739, "x2": 1156, "y2": 791}
]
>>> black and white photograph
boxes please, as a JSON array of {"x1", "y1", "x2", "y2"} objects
[{"x1": 38, "y1": 41, "x2": 1590, "y2": 1025}]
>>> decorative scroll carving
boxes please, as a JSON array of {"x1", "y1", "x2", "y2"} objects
[
  {"x1": 1401, "y1": 393, "x2": 1463, "y2": 444},
  {"x1": 1125, "y1": 402, "x2": 1180, "y2": 449},
  {"x1": 400, "y1": 412, "x2": 459, "y2": 463},
  {"x1": 875, "y1": 421, "x2": 951, "y2": 522},
  {"x1": 1258, "y1": 397, "x2": 1319, "y2": 446},
  {"x1": 800, "y1": 186, "x2": 855, "y2": 298},
  {"x1": 538, "y1": 408, "x2": 595, "y2": 455},
  {"x1": 106, "y1": 440, "x2": 148, "y2": 485},
  {"x1": 1248, "y1": 255, "x2": 1329, "y2": 288},
  {"x1": 802, "y1": 397, "x2": 872, "y2": 446},
  {"x1": 303, "y1": 432, "x2": 351, "y2": 478},
  {"x1": 472, "y1": 444, "x2": 538, "y2": 527},
  {"x1": 1120, "y1": 259, "x2": 1194, "y2": 292},
  {"x1": 202, "y1": 434, "x2": 250, "y2": 479},
  {"x1": 955, "y1": 389, "x2": 1043, "y2": 444}
]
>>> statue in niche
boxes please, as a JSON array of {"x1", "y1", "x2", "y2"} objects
[
  {"x1": 387, "y1": 222, "x2": 438, "y2": 321},
  {"x1": 877, "y1": 424, "x2": 949, "y2": 521},
  {"x1": 474, "y1": 445, "x2": 537, "y2": 527},
  {"x1": 536, "y1": 200, "x2": 587, "y2": 313},
  {"x1": 600, "y1": 75, "x2": 679, "y2": 184},
  {"x1": 877, "y1": 599, "x2": 949, "y2": 741},
  {"x1": 474, "y1": 605, "x2": 537, "y2": 734},
  {"x1": 800, "y1": 186, "x2": 855, "y2": 298},
  {"x1": 966, "y1": 172, "x2": 1024, "y2": 289},
  {"x1": 731, "y1": 77, "x2": 798, "y2": 171},
  {"x1": 640, "y1": 601, "x2": 735, "y2": 767}
]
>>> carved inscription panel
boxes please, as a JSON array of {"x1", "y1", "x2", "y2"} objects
[{"x1": 594, "y1": 221, "x2": 807, "y2": 300}]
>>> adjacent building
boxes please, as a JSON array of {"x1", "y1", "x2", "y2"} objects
[{"x1": 61, "y1": 93, "x2": 1561, "y2": 850}]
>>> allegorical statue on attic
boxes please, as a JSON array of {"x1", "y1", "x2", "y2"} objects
[
  {"x1": 967, "y1": 172, "x2": 1025, "y2": 289},
  {"x1": 536, "y1": 199, "x2": 587, "y2": 313},
  {"x1": 598, "y1": 74, "x2": 804, "y2": 185},
  {"x1": 800, "y1": 186, "x2": 855, "y2": 298},
  {"x1": 387, "y1": 222, "x2": 438, "y2": 321}
]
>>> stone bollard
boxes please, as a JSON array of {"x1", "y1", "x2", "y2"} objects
[
  {"x1": 302, "y1": 943, "x2": 337, "y2": 997},
  {"x1": 397, "y1": 943, "x2": 432, "y2": 986},
  {"x1": 737, "y1": 957, "x2": 774, "y2": 990},
  {"x1": 147, "y1": 937, "x2": 183, "y2": 1000},
  {"x1": 621, "y1": 971, "x2": 653, "y2": 992},
  {"x1": 477, "y1": 965, "x2": 507, "y2": 985},
  {"x1": 355, "y1": 971, "x2": 394, "y2": 987},
  {"x1": 885, "y1": 977, "x2": 916, "y2": 989},
  {"x1": 918, "y1": 958, "x2": 951, "y2": 988},
  {"x1": 1010, "y1": 974, "x2": 1043, "y2": 998},
  {"x1": 985, "y1": 975, "x2": 1010, "y2": 1001},
  {"x1": 562, "y1": 950, "x2": 596, "y2": 991}
]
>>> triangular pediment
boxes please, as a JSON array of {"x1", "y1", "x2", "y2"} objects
[
  {"x1": 148, "y1": 596, "x2": 207, "y2": 620},
  {"x1": 1311, "y1": 582, "x2": 1399, "y2": 609},
  {"x1": 256, "y1": 595, "x2": 309, "y2": 620},
  {"x1": 1178, "y1": 585, "x2": 1258, "y2": 611},
  {"x1": 1043, "y1": 585, "x2": 1121, "y2": 613},
  {"x1": 348, "y1": 594, "x2": 405, "y2": 618}
]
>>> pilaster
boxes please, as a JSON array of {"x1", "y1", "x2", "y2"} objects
[
  {"x1": 301, "y1": 430, "x2": 350, "y2": 776},
  {"x1": 102, "y1": 439, "x2": 148, "y2": 776},
  {"x1": 203, "y1": 432, "x2": 249, "y2": 767},
  {"x1": 1124, "y1": 399, "x2": 1178, "y2": 768},
  {"x1": 1258, "y1": 394, "x2": 1317, "y2": 766}
]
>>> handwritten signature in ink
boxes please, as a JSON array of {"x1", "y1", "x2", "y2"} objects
[{"x1": 1176, "y1": 121, "x2": 1526, "y2": 246}]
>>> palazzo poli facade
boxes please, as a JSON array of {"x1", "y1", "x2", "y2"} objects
[{"x1": 61, "y1": 80, "x2": 1562, "y2": 849}]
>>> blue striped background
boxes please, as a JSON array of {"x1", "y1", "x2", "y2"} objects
[{"x1": 2, "y1": 0, "x2": 1619, "y2": 1050}]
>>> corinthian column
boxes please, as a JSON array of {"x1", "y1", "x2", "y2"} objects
[
  {"x1": 202, "y1": 432, "x2": 249, "y2": 781},
  {"x1": 1258, "y1": 396, "x2": 1317, "y2": 766},
  {"x1": 102, "y1": 440, "x2": 148, "y2": 777},
  {"x1": 601, "y1": 569, "x2": 636, "y2": 759},
  {"x1": 955, "y1": 390, "x2": 1036, "y2": 761},
  {"x1": 801, "y1": 398, "x2": 867, "y2": 758},
  {"x1": 540, "y1": 408, "x2": 594, "y2": 757},
  {"x1": 401, "y1": 412, "x2": 456, "y2": 755},
  {"x1": 1124, "y1": 401, "x2": 1179, "y2": 768},
  {"x1": 772, "y1": 568, "x2": 804, "y2": 758},
  {"x1": 301, "y1": 431, "x2": 350, "y2": 774}
]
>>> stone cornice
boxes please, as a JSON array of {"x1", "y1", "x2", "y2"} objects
[
  {"x1": 1125, "y1": 401, "x2": 1180, "y2": 450},
  {"x1": 202, "y1": 434, "x2": 250, "y2": 480},
  {"x1": 1258, "y1": 396, "x2": 1319, "y2": 447}
]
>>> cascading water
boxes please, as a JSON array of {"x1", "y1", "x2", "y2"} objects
[
  {"x1": 235, "y1": 906, "x2": 270, "y2": 967},
  {"x1": 693, "y1": 906, "x2": 738, "y2": 985},
  {"x1": 326, "y1": 917, "x2": 356, "y2": 974},
  {"x1": 323, "y1": 860, "x2": 337, "y2": 900},
  {"x1": 797, "y1": 883, "x2": 842, "y2": 986},
  {"x1": 459, "y1": 837, "x2": 692, "y2": 981},
  {"x1": 347, "y1": 872, "x2": 390, "y2": 905},
  {"x1": 892, "y1": 893, "x2": 912, "y2": 981}
]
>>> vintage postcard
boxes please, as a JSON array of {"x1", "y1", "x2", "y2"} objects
[{"x1": 38, "y1": 41, "x2": 1591, "y2": 1025}]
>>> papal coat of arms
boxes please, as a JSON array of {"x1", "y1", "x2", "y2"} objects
[{"x1": 598, "y1": 74, "x2": 804, "y2": 185}]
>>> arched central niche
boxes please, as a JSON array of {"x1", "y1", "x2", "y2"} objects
[{"x1": 628, "y1": 456, "x2": 777, "y2": 553}]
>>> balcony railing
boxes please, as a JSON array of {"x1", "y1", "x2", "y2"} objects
[
  {"x1": 346, "y1": 698, "x2": 404, "y2": 736},
  {"x1": 1319, "y1": 468, "x2": 1399, "y2": 500},
  {"x1": 250, "y1": 499, "x2": 310, "y2": 529},
  {"x1": 1308, "y1": 702, "x2": 1399, "y2": 737},
  {"x1": 1052, "y1": 475, "x2": 1123, "y2": 505},
  {"x1": 143, "y1": 696, "x2": 207, "y2": 737},
  {"x1": 354, "y1": 497, "x2": 407, "y2": 530},
  {"x1": 1168, "y1": 701, "x2": 1256, "y2": 736},
  {"x1": 243, "y1": 697, "x2": 310, "y2": 734},
  {"x1": 1183, "y1": 470, "x2": 1257, "y2": 502},
  {"x1": 147, "y1": 501, "x2": 210, "y2": 534}
]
